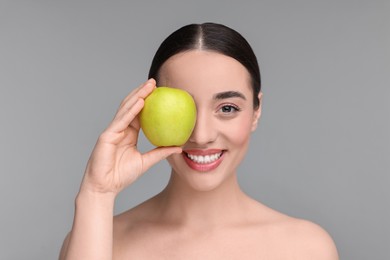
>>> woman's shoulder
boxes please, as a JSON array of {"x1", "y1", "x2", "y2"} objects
[
  {"x1": 113, "y1": 197, "x2": 157, "y2": 228},
  {"x1": 277, "y1": 217, "x2": 338, "y2": 259},
  {"x1": 250, "y1": 202, "x2": 339, "y2": 259}
]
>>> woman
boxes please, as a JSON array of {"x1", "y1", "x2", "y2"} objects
[{"x1": 60, "y1": 23, "x2": 338, "y2": 259}]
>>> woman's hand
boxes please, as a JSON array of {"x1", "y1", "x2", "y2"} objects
[{"x1": 79, "y1": 79, "x2": 182, "y2": 196}]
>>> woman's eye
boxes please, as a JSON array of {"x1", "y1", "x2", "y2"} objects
[{"x1": 220, "y1": 105, "x2": 239, "y2": 113}]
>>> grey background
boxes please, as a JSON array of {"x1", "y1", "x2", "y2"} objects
[{"x1": 1, "y1": 0, "x2": 389, "y2": 259}]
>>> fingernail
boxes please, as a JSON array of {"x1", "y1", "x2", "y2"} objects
[
  {"x1": 144, "y1": 79, "x2": 153, "y2": 88},
  {"x1": 147, "y1": 78, "x2": 155, "y2": 84}
]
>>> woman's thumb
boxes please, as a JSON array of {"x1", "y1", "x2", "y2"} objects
[{"x1": 141, "y1": 147, "x2": 182, "y2": 172}]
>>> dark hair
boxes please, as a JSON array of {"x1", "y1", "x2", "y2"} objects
[{"x1": 148, "y1": 22, "x2": 261, "y2": 109}]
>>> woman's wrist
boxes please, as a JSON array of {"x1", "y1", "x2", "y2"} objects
[{"x1": 75, "y1": 188, "x2": 116, "y2": 210}]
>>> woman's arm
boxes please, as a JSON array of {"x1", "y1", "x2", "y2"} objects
[
  {"x1": 59, "y1": 79, "x2": 181, "y2": 260},
  {"x1": 59, "y1": 191, "x2": 115, "y2": 260}
]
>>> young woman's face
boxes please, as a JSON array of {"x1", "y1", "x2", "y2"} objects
[{"x1": 158, "y1": 50, "x2": 262, "y2": 191}]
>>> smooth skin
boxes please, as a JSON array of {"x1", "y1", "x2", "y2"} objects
[{"x1": 60, "y1": 51, "x2": 338, "y2": 260}]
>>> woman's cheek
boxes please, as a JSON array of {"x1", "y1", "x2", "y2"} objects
[{"x1": 222, "y1": 115, "x2": 253, "y2": 145}]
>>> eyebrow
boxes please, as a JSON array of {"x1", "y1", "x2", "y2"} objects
[{"x1": 213, "y1": 91, "x2": 247, "y2": 100}]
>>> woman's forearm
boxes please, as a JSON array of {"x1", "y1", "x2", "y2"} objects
[{"x1": 60, "y1": 191, "x2": 116, "y2": 260}]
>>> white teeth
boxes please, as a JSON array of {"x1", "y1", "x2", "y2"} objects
[{"x1": 187, "y1": 152, "x2": 222, "y2": 164}]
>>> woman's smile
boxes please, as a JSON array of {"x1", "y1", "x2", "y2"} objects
[{"x1": 182, "y1": 149, "x2": 225, "y2": 172}]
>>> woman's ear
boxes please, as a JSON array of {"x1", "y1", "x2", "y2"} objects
[{"x1": 251, "y1": 92, "x2": 263, "y2": 132}]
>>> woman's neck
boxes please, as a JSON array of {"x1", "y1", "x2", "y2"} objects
[{"x1": 154, "y1": 170, "x2": 252, "y2": 229}]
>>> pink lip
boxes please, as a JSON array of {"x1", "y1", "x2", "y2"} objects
[
  {"x1": 183, "y1": 149, "x2": 223, "y2": 155},
  {"x1": 182, "y1": 149, "x2": 225, "y2": 172}
]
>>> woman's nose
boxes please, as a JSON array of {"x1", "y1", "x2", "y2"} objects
[{"x1": 188, "y1": 111, "x2": 216, "y2": 145}]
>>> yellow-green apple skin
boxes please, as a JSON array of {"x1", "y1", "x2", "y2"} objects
[{"x1": 140, "y1": 87, "x2": 197, "y2": 147}]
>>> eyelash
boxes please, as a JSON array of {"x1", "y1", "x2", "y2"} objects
[{"x1": 218, "y1": 104, "x2": 241, "y2": 114}]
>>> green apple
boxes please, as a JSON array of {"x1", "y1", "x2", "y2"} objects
[{"x1": 140, "y1": 86, "x2": 197, "y2": 147}]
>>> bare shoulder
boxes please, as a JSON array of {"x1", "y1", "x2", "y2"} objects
[
  {"x1": 113, "y1": 198, "x2": 154, "y2": 232},
  {"x1": 112, "y1": 197, "x2": 161, "y2": 247},
  {"x1": 245, "y1": 200, "x2": 338, "y2": 259},
  {"x1": 267, "y1": 214, "x2": 339, "y2": 260},
  {"x1": 289, "y1": 219, "x2": 338, "y2": 260}
]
